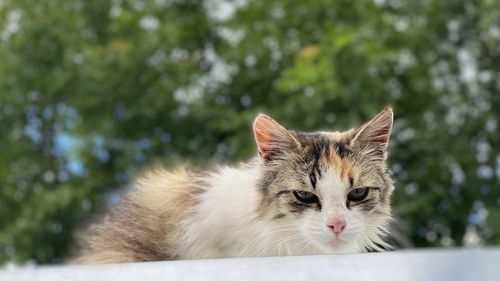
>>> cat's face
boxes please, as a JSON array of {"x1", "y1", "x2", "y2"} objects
[{"x1": 253, "y1": 108, "x2": 394, "y2": 253}]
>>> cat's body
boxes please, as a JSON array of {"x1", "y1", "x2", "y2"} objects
[{"x1": 78, "y1": 108, "x2": 395, "y2": 264}]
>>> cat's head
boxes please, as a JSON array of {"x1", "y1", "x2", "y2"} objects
[{"x1": 253, "y1": 107, "x2": 394, "y2": 253}]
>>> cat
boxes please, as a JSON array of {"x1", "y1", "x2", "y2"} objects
[{"x1": 77, "y1": 107, "x2": 395, "y2": 264}]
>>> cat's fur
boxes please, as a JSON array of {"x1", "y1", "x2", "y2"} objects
[{"x1": 77, "y1": 107, "x2": 394, "y2": 264}]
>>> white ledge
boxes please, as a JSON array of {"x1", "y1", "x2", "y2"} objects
[{"x1": 1, "y1": 248, "x2": 499, "y2": 281}]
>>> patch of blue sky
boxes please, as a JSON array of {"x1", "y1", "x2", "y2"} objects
[
  {"x1": 92, "y1": 135, "x2": 110, "y2": 163},
  {"x1": 54, "y1": 132, "x2": 86, "y2": 176}
]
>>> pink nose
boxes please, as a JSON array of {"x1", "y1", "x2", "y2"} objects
[{"x1": 326, "y1": 219, "x2": 347, "y2": 235}]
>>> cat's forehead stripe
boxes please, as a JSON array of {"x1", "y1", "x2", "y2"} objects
[
  {"x1": 328, "y1": 147, "x2": 355, "y2": 183},
  {"x1": 296, "y1": 132, "x2": 354, "y2": 182}
]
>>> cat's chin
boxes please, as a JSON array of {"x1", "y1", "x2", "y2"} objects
[
  {"x1": 327, "y1": 237, "x2": 346, "y2": 248},
  {"x1": 313, "y1": 237, "x2": 359, "y2": 254}
]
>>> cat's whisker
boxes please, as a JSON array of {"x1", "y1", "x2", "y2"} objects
[
  {"x1": 269, "y1": 233, "x2": 305, "y2": 255},
  {"x1": 239, "y1": 225, "x2": 301, "y2": 256},
  {"x1": 273, "y1": 234, "x2": 303, "y2": 247}
]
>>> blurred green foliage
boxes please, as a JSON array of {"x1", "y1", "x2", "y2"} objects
[{"x1": 1, "y1": 0, "x2": 500, "y2": 264}]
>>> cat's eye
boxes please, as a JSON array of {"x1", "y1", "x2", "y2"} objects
[
  {"x1": 293, "y1": 191, "x2": 319, "y2": 204},
  {"x1": 347, "y1": 188, "x2": 369, "y2": 202}
]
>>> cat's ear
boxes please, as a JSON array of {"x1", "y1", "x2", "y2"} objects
[
  {"x1": 253, "y1": 114, "x2": 299, "y2": 161},
  {"x1": 351, "y1": 107, "x2": 393, "y2": 159}
]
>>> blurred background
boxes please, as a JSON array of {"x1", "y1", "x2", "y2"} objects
[{"x1": 1, "y1": 0, "x2": 500, "y2": 265}]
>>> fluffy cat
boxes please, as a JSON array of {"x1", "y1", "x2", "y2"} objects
[{"x1": 78, "y1": 107, "x2": 395, "y2": 264}]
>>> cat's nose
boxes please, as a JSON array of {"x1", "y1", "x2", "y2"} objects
[{"x1": 326, "y1": 218, "x2": 347, "y2": 235}]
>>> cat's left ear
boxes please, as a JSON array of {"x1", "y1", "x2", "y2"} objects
[
  {"x1": 351, "y1": 107, "x2": 393, "y2": 159},
  {"x1": 253, "y1": 114, "x2": 300, "y2": 161}
]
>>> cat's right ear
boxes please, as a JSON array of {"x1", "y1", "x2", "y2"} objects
[
  {"x1": 350, "y1": 107, "x2": 393, "y2": 159},
  {"x1": 253, "y1": 114, "x2": 299, "y2": 161}
]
